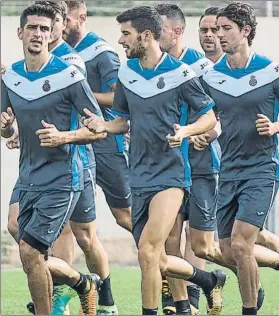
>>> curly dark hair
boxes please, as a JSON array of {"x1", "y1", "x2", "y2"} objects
[
  {"x1": 154, "y1": 3, "x2": 186, "y2": 30},
  {"x1": 34, "y1": 1, "x2": 68, "y2": 20},
  {"x1": 116, "y1": 6, "x2": 163, "y2": 41},
  {"x1": 217, "y1": 2, "x2": 257, "y2": 46},
  {"x1": 20, "y1": 3, "x2": 56, "y2": 28}
]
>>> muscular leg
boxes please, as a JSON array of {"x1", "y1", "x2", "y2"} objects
[
  {"x1": 165, "y1": 214, "x2": 189, "y2": 304},
  {"x1": 189, "y1": 228, "x2": 237, "y2": 273},
  {"x1": 137, "y1": 188, "x2": 225, "y2": 314},
  {"x1": 52, "y1": 222, "x2": 75, "y2": 265},
  {"x1": 19, "y1": 240, "x2": 52, "y2": 315},
  {"x1": 256, "y1": 229, "x2": 279, "y2": 253},
  {"x1": 138, "y1": 188, "x2": 185, "y2": 310},
  {"x1": 70, "y1": 221, "x2": 115, "y2": 308},
  {"x1": 7, "y1": 202, "x2": 19, "y2": 242},
  {"x1": 231, "y1": 220, "x2": 259, "y2": 309},
  {"x1": 110, "y1": 206, "x2": 132, "y2": 232},
  {"x1": 184, "y1": 222, "x2": 206, "y2": 311}
]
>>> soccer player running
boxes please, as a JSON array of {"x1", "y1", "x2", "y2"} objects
[
  {"x1": 83, "y1": 6, "x2": 228, "y2": 315},
  {"x1": 60, "y1": 0, "x2": 132, "y2": 240},
  {"x1": 3, "y1": 2, "x2": 116, "y2": 315},
  {"x1": 202, "y1": 2, "x2": 279, "y2": 315},
  {"x1": 154, "y1": 4, "x2": 221, "y2": 314},
  {"x1": 1, "y1": 4, "x2": 104, "y2": 315}
]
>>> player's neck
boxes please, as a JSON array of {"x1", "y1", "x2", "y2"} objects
[
  {"x1": 205, "y1": 50, "x2": 223, "y2": 64},
  {"x1": 139, "y1": 44, "x2": 164, "y2": 69},
  {"x1": 226, "y1": 44, "x2": 252, "y2": 69},
  {"x1": 169, "y1": 40, "x2": 185, "y2": 59},
  {"x1": 49, "y1": 37, "x2": 63, "y2": 51},
  {"x1": 25, "y1": 50, "x2": 50, "y2": 72},
  {"x1": 73, "y1": 27, "x2": 87, "y2": 47}
]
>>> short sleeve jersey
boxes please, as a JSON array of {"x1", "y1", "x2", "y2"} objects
[
  {"x1": 112, "y1": 53, "x2": 215, "y2": 189},
  {"x1": 179, "y1": 47, "x2": 221, "y2": 176},
  {"x1": 51, "y1": 40, "x2": 95, "y2": 169},
  {"x1": 75, "y1": 32, "x2": 126, "y2": 153},
  {"x1": 202, "y1": 52, "x2": 279, "y2": 181},
  {"x1": 1, "y1": 54, "x2": 102, "y2": 192}
]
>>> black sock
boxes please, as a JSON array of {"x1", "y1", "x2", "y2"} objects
[
  {"x1": 98, "y1": 275, "x2": 114, "y2": 306},
  {"x1": 242, "y1": 306, "x2": 257, "y2": 315},
  {"x1": 72, "y1": 273, "x2": 88, "y2": 295},
  {"x1": 274, "y1": 264, "x2": 279, "y2": 271},
  {"x1": 174, "y1": 300, "x2": 191, "y2": 314},
  {"x1": 53, "y1": 282, "x2": 62, "y2": 287},
  {"x1": 142, "y1": 307, "x2": 158, "y2": 315},
  {"x1": 187, "y1": 267, "x2": 216, "y2": 295},
  {"x1": 187, "y1": 285, "x2": 200, "y2": 309},
  {"x1": 162, "y1": 275, "x2": 167, "y2": 281}
]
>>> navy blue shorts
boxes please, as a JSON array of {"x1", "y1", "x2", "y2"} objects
[
  {"x1": 181, "y1": 175, "x2": 218, "y2": 231},
  {"x1": 9, "y1": 178, "x2": 20, "y2": 205},
  {"x1": 70, "y1": 168, "x2": 97, "y2": 223},
  {"x1": 18, "y1": 190, "x2": 80, "y2": 247},
  {"x1": 217, "y1": 179, "x2": 279, "y2": 239},
  {"x1": 95, "y1": 152, "x2": 131, "y2": 209}
]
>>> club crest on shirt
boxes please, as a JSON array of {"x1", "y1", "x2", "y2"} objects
[
  {"x1": 42, "y1": 80, "x2": 51, "y2": 92},
  {"x1": 249, "y1": 75, "x2": 257, "y2": 87},
  {"x1": 157, "y1": 77, "x2": 165, "y2": 89}
]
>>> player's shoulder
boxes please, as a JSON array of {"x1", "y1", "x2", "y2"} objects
[
  {"x1": 75, "y1": 32, "x2": 118, "y2": 62},
  {"x1": 117, "y1": 53, "x2": 197, "y2": 99},
  {"x1": 203, "y1": 52, "x2": 279, "y2": 97},
  {"x1": 3, "y1": 55, "x2": 85, "y2": 101},
  {"x1": 180, "y1": 48, "x2": 213, "y2": 77},
  {"x1": 120, "y1": 53, "x2": 195, "y2": 78}
]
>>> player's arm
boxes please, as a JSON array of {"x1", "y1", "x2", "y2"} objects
[
  {"x1": 1, "y1": 80, "x2": 15, "y2": 138},
  {"x1": 256, "y1": 77, "x2": 279, "y2": 136},
  {"x1": 36, "y1": 79, "x2": 107, "y2": 147},
  {"x1": 167, "y1": 76, "x2": 216, "y2": 148},
  {"x1": 92, "y1": 51, "x2": 120, "y2": 107},
  {"x1": 190, "y1": 119, "x2": 221, "y2": 151},
  {"x1": 83, "y1": 79, "x2": 129, "y2": 134}
]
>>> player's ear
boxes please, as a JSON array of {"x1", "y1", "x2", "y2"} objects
[
  {"x1": 243, "y1": 24, "x2": 251, "y2": 39},
  {"x1": 174, "y1": 26, "x2": 183, "y2": 37},
  {"x1": 142, "y1": 30, "x2": 152, "y2": 42},
  {"x1": 17, "y1": 27, "x2": 23, "y2": 40},
  {"x1": 62, "y1": 19, "x2": 67, "y2": 31},
  {"x1": 79, "y1": 13, "x2": 87, "y2": 24}
]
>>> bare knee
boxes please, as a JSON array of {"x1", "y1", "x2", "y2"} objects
[
  {"x1": 138, "y1": 243, "x2": 160, "y2": 270},
  {"x1": 256, "y1": 230, "x2": 269, "y2": 246},
  {"x1": 231, "y1": 237, "x2": 253, "y2": 261},
  {"x1": 191, "y1": 237, "x2": 214, "y2": 261},
  {"x1": 19, "y1": 240, "x2": 44, "y2": 274},
  {"x1": 219, "y1": 240, "x2": 235, "y2": 266},
  {"x1": 110, "y1": 207, "x2": 131, "y2": 231}
]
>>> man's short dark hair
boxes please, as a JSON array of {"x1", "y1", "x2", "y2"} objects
[
  {"x1": 199, "y1": 6, "x2": 221, "y2": 24},
  {"x1": 20, "y1": 4, "x2": 56, "y2": 29},
  {"x1": 116, "y1": 6, "x2": 163, "y2": 41},
  {"x1": 154, "y1": 3, "x2": 186, "y2": 30},
  {"x1": 217, "y1": 2, "x2": 257, "y2": 46},
  {"x1": 65, "y1": 0, "x2": 85, "y2": 11},
  {"x1": 34, "y1": 1, "x2": 68, "y2": 21}
]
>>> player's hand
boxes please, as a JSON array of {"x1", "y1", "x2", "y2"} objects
[
  {"x1": 166, "y1": 124, "x2": 186, "y2": 148},
  {"x1": 192, "y1": 133, "x2": 210, "y2": 151},
  {"x1": 36, "y1": 120, "x2": 64, "y2": 147},
  {"x1": 256, "y1": 114, "x2": 278, "y2": 136},
  {"x1": 1, "y1": 63, "x2": 6, "y2": 74},
  {"x1": 6, "y1": 129, "x2": 20, "y2": 149},
  {"x1": 1, "y1": 107, "x2": 15, "y2": 130},
  {"x1": 82, "y1": 108, "x2": 106, "y2": 133}
]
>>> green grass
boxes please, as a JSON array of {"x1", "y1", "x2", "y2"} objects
[{"x1": 1, "y1": 266, "x2": 279, "y2": 315}]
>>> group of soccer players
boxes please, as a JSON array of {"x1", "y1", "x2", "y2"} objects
[{"x1": 1, "y1": 1, "x2": 279, "y2": 315}]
